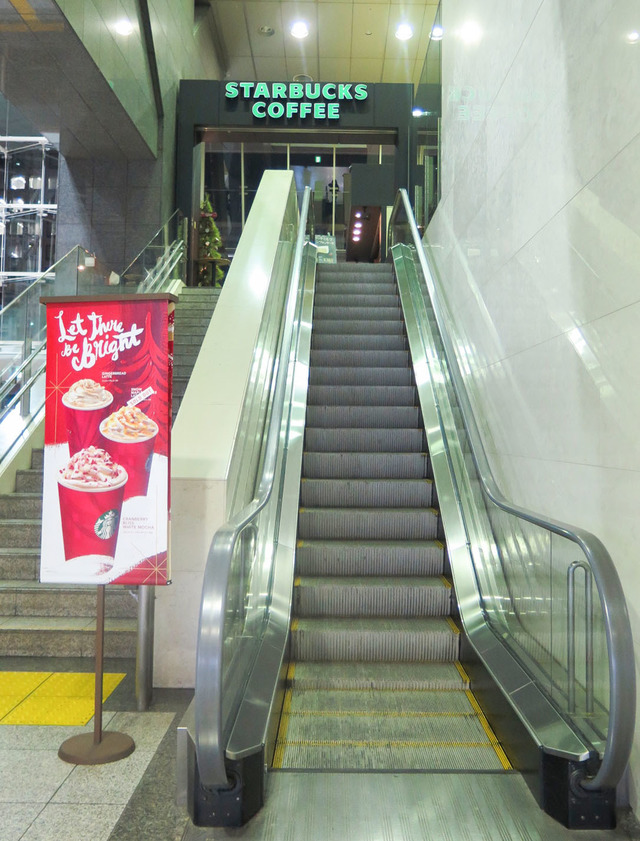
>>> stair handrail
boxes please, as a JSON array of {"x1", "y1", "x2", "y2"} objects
[
  {"x1": 389, "y1": 188, "x2": 635, "y2": 793},
  {"x1": 194, "y1": 187, "x2": 312, "y2": 788}
]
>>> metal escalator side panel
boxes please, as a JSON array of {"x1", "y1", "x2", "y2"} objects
[{"x1": 392, "y1": 245, "x2": 591, "y2": 763}]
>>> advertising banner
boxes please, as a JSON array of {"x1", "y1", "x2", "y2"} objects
[{"x1": 40, "y1": 295, "x2": 174, "y2": 585}]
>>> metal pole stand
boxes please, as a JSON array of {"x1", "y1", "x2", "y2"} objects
[{"x1": 58, "y1": 585, "x2": 135, "y2": 765}]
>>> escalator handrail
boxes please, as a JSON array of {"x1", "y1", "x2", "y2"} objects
[
  {"x1": 390, "y1": 188, "x2": 635, "y2": 792},
  {"x1": 194, "y1": 187, "x2": 312, "y2": 789}
]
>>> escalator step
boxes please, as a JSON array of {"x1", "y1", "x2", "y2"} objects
[
  {"x1": 287, "y1": 661, "x2": 465, "y2": 691},
  {"x1": 311, "y1": 319, "x2": 405, "y2": 336},
  {"x1": 304, "y1": 428, "x2": 424, "y2": 454},
  {"x1": 314, "y1": 306, "x2": 402, "y2": 322},
  {"x1": 309, "y1": 349, "x2": 410, "y2": 368},
  {"x1": 302, "y1": 452, "x2": 430, "y2": 479},
  {"x1": 311, "y1": 334, "x2": 407, "y2": 351},
  {"x1": 294, "y1": 575, "x2": 451, "y2": 618},
  {"x1": 290, "y1": 616, "x2": 459, "y2": 662},
  {"x1": 298, "y1": 507, "x2": 439, "y2": 540},
  {"x1": 299, "y1": 478, "x2": 434, "y2": 508},
  {"x1": 295, "y1": 539, "x2": 444, "y2": 577},
  {"x1": 309, "y1": 366, "x2": 413, "y2": 386},
  {"x1": 314, "y1": 293, "x2": 399, "y2": 308},
  {"x1": 305, "y1": 405, "x2": 419, "y2": 428},
  {"x1": 307, "y1": 385, "x2": 416, "y2": 406},
  {"x1": 314, "y1": 284, "x2": 397, "y2": 297}
]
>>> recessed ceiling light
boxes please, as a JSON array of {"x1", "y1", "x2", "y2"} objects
[
  {"x1": 627, "y1": 30, "x2": 639, "y2": 43},
  {"x1": 293, "y1": 73, "x2": 314, "y2": 83},
  {"x1": 395, "y1": 23, "x2": 413, "y2": 41},
  {"x1": 430, "y1": 24, "x2": 444, "y2": 41},
  {"x1": 113, "y1": 18, "x2": 135, "y2": 36},
  {"x1": 290, "y1": 21, "x2": 309, "y2": 39},
  {"x1": 258, "y1": 25, "x2": 275, "y2": 37}
]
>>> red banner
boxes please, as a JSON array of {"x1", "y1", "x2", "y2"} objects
[{"x1": 40, "y1": 296, "x2": 173, "y2": 585}]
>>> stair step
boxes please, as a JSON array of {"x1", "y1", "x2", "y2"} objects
[
  {"x1": 294, "y1": 576, "x2": 451, "y2": 618},
  {"x1": 300, "y1": 478, "x2": 434, "y2": 508},
  {"x1": 15, "y1": 471, "x2": 42, "y2": 493},
  {"x1": 0, "y1": 582, "x2": 137, "y2": 618},
  {"x1": 304, "y1": 428, "x2": 424, "y2": 453},
  {"x1": 288, "y1": 661, "x2": 466, "y2": 691},
  {"x1": 307, "y1": 385, "x2": 416, "y2": 407},
  {"x1": 0, "y1": 617, "x2": 137, "y2": 657},
  {"x1": 309, "y1": 367, "x2": 412, "y2": 386},
  {"x1": 291, "y1": 617, "x2": 459, "y2": 662},
  {"x1": 302, "y1": 452, "x2": 430, "y2": 479},
  {"x1": 0, "y1": 493, "x2": 42, "y2": 519},
  {"x1": 317, "y1": 266, "x2": 392, "y2": 282},
  {"x1": 312, "y1": 334, "x2": 407, "y2": 351},
  {"x1": 298, "y1": 507, "x2": 439, "y2": 540},
  {"x1": 31, "y1": 449, "x2": 44, "y2": 470},
  {"x1": 305, "y1": 406, "x2": 420, "y2": 429},
  {"x1": 296, "y1": 539, "x2": 444, "y2": 577},
  {"x1": 0, "y1": 519, "x2": 41, "y2": 548},
  {"x1": 0, "y1": 548, "x2": 40, "y2": 580},
  {"x1": 309, "y1": 349, "x2": 409, "y2": 368}
]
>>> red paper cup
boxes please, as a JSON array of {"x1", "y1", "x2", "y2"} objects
[
  {"x1": 99, "y1": 425, "x2": 158, "y2": 500},
  {"x1": 62, "y1": 393, "x2": 114, "y2": 455},
  {"x1": 57, "y1": 471, "x2": 128, "y2": 563}
]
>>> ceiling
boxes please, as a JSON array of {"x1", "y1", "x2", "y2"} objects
[{"x1": 209, "y1": 1, "x2": 439, "y2": 87}]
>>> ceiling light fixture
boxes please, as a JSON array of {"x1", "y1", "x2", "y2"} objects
[
  {"x1": 430, "y1": 24, "x2": 444, "y2": 41},
  {"x1": 459, "y1": 20, "x2": 482, "y2": 44},
  {"x1": 290, "y1": 21, "x2": 309, "y2": 39},
  {"x1": 113, "y1": 18, "x2": 135, "y2": 36},
  {"x1": 627, "y1": 30, "x2": 639, "y2": 43},
  {"x1": 395, "y1": 23, "x2": 413, "y2": 41},
  {"x1": 258, "y1": 25, "x2": 275, "y2": 37}
]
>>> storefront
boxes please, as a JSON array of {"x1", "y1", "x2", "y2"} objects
[{"x1": 176, "y1": 80, "x2": 417, "y2": 275}]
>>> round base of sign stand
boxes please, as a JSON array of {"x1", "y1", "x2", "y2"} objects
[{"x1": 59, "y1": 731, "x2": 135, "y2": 765}]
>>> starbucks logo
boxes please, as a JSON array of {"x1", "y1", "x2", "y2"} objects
[{"x1": 94, "y1": 509, "x2": 120, "y2": 540}]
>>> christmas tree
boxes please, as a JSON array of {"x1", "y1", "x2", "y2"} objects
[{"x1": 197, "y1": 194, "x2": 225, "y2": 285}]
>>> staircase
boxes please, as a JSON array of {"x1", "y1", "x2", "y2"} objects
[
  {"x1": 172, "y1": 287, "x2": 221, "y2": 421},
  {"x1": 274, "y1": 262, "x2": 508, "y2": 772},
  {"x1": 0, "y1": 285, "x2": 221, "y2": 659}
]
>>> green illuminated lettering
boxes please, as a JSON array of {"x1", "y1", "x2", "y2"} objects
[
  {"x1": 338, "y1": 84, "x2": 352, "y2": 100},
  {"x1": 286, "y1": 102, "x2": 299, "y2": 118},
  {"x1": 239, "y1": 82, "x2": 254, "y2": 97},
  {"x1": 321, "y1": 83, "x2": 337, "y2": 99},
  {"x1": 305, "y1": 83, "x2": 321, "y2": 99},
  {"x1": 314, "y1": 102, "x2": 327, "y2": 118},
  {"x1": 289, "y1": 83, "x2": 303, "y2": 99},
  {"x1": 354, "y1": 84, "x2": 368, "y2": 101},
  {"x1": 300, "y1": 102, "x2": 312, "y2": 119},
  {"x1": 268, "y1": 101, "x2": 285, "y2": 118},
  {"x1": 254, "y1": 82, "x2": 270, "y2": 99},
  {"x1": 225, "y1": 82, "x2": 239, "y2": 99},
  {"x1": 252, "y1": 101, "x2": 266, "y2": 117},
  {"x1": 272, "y1": 83, "x2": 287, "y2": 99},
  {"x1": 327, "y1": 102, "x2": 340, "y2": 119}
]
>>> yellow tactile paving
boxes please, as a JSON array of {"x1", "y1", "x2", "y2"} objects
[{"x1": 0, "y1": 672, "x2": 126, "y2": 726}]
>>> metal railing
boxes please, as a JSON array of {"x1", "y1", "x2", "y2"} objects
[
  {"x1": 121, "y1": 211, "x2": 186, "y2": 294},
  {"x1": 194, "y1": 188, "x2": 313, "y2": 788},
  {"x1": 389, "y1": 188, "x2": 635, "y2": 792}
]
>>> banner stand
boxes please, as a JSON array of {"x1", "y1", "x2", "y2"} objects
[{"x1": 58, "y1": 586, "x2": 135, "y2": 765}]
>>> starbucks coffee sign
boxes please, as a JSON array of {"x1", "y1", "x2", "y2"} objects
[{"x1": 224, "y1": 81, "x2": 369, "y2": 120}]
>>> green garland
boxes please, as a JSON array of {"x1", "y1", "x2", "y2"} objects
[{"x1": 197, "y1": 194, "x2": 225, "y2": 285}]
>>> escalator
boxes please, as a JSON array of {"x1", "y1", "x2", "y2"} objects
[
  {"x1": 179, "y1": 177, "x2": 635, "y2": 832},
  {"x1": 275, "y1": 261, "x2": 508, "y2": 773}
]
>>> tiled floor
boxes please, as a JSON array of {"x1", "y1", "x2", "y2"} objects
[{"x1": 0, "y1": 658, "x2": 194, "y2": 841}]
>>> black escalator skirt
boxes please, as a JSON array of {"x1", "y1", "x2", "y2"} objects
[
  {"x1": 541, "y1": 752, "x2": 616, "y2": 830},
  {"x1": 190, "y1": 750, "x2": 264, "y2": 828}
]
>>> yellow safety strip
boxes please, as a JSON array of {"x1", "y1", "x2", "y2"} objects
[
  {"x1": 291, "y1": 619, "x2": 299, "y2": 631},
  {"x1": 446, "y1": 617, "x2": 461, "y2": 635},
  {"x1": 297, "y1": 540, "x2": 304, "y2": 548},
  {"x1": 435, "y1": 540, "x2": 445, "y2": 549},
  {"x1": 294, "y1": 577, "x2": 301, "y2": 586},
  {"x1": 454, "y1": 661, "x2": 471, "y2": 685},
  {"x1": 440, "y1": 576, "x2": 452, "y2": 589},
  {"x1": 286, "y1": 663, "x2": 296, "y2": 683},
  {"x1": 465, "y1": 690, "x2": 512, "y2": 770},
  {"x1": 272, "y1": 688, "x2": 293, "y2": 768},
  {"x1": 0, "y1": 672, "x2": 125, "y2": 726}
]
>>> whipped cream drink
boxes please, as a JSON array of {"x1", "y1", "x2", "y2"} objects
[
  {"x1": 62, "y1": 379, "x2": 113, "y2": 454},
  {"x1": 57, "y1": 446, "x2": 128, "y2": 566},
  {"x1": 100, "y1": 405, "x2": 158, "y2": 499}
]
